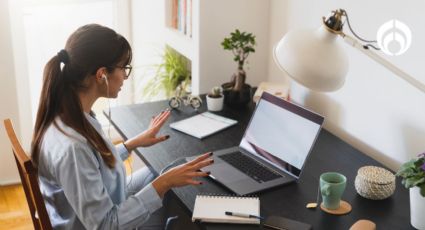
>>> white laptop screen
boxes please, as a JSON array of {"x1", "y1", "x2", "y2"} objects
[{"x1": 239, "y1": 92, "x2": 324, "y2": 177}]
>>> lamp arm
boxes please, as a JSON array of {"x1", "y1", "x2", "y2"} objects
[{"x1": 342, "y1": 34, "x2": 425, "y2": 93}]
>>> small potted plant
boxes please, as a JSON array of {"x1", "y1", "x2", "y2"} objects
[
  {"x1": 206, "y1": 86, "x2": 224, "y2": 111},
  {"x1": 141, "y1": 46, "x2": 191, "y2": 100},
  {"x1": 396, "y1": 152, "x2": 425, "y2": 229},
  {"x1": 221, "y1": 29, "x2": 256, "y2": 107}
]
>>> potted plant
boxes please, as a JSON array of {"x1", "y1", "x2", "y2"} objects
[
  {"x1": 396, "y1": 152, "x2": 425, "y2": 229},
  {"x1": 142, "y1": 46, "x2": 191, "y2": 100},
  {"x1": 221, "y1": 29, "x2": 256, "y2": 107},
  {"x1": 206, "y1": 86, "x2": 224, "y2": 111}
]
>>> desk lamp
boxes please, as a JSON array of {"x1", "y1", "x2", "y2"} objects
[{"x1": 273, "y1": 9, "x2": 425, "y2": 93}]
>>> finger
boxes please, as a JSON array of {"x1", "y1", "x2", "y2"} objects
[
  {"x1": 186, "y1": 171, "x2": 210, "y2": 178},
  {"x1": 152, "y1": 135, "x2": 170, "y2": 144},
  {"x1": 155, "y1": 109, "x2": 169, "y2": 119},
  {"x1": 149, "y1": 114, "x2": 161, "y2": 128},
  {"x1": 149, "y1": 116, "x2": 156, "y2": 126},
  {"x1": 153, "y1": 110, "x2": 171, "y2": 127},
  {"x1": 151, "y1": 112, "x2": 163, "y2": 125},
  {"x1": 186, "y1": 152, "x2": 213, "y2": 166},
  {"x1": 192, "y1": 158, "x2": 214, "y2": 170},
  {"x1": 151, "y1": 109, "x2": 168, "y2": 125},
  {"x1": 186, "y1": 179, "x2": 203, "y2": 185},
  {"x1": 150, "y1": 112, "x2": 166, "y2": 128},
  {"x1": 154, "y1": 114, "x2": 170, "y2": 130}
]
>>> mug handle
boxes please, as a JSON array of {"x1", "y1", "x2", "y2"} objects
[{"x1": 321, "y1": 184, "x2": 331, "y2": 196}]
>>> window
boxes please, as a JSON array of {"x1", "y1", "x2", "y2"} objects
[{"x1": 19, "y1": 0, "x2": 129, "y2": 127}]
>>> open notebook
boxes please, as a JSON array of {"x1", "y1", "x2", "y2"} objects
[
  {"x1": 192, "y1": 195, "x2": 260, "y2": 224},
  {"x1": 170, "y1": 112, "x2": 237, "y2": 139}
]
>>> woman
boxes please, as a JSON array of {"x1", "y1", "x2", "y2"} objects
[{"x1": 31, "y1": 24, "x2": 213, "y2": 229}]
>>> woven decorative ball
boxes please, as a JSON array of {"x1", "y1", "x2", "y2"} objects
[{"x1": 355, "y1": 166, "x2": 396, "y2": 200}]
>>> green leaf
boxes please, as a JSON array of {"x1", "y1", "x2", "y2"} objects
[
  {"x1": 414, "y1": 157, "x2": 425, "y2": 168},
  {"x1": 403, "y1": 176, "x2": 425, "y2": 188},
  {"x1": 413, "y1": 177, "x2": 425, "y2": 186},
  {"x1": 141, "y1": 46, "x2": 190, "y2": 100},
  {"x1": 221, "y1": 29, "x2": 256, "y2": 67},
  {"x1": 404, "y1": 178, "x2": 416, "y2": 188},
  {"x1": 397, "y1": 159, "x2": 417, "y2": 175},
  {"x1": 397, "y1": 167, "x2": 415, "y2": 178}
]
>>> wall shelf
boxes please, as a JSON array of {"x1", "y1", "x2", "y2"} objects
[
  {"x1": 164, "y1": 27, "x2": 193, "y2": 60},
  {"x1": 161, "y1": 0, "x2": 270, "y2": 94}
]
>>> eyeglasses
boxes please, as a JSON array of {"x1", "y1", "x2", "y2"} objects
[{"x1": 115, "y1": 64, "x2": 132, "y2": 78}]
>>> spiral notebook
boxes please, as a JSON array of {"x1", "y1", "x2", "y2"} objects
[
  {"x1": 170, "y1": 112, "x2": 237, "y2": 139},
  {"x1": 192, "y1": 195, "x2": 260, "y2": 224}
]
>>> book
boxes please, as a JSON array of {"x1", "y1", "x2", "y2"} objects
[
  {"x1": 171, "y1": 0, "x2": 178, "y2": 29},
  {"x1": 253, "y1": 82, "x2": 290, "y2": 103},
  {"x1": 169, "y1": 112, "x2": 237, "y2": 139},
  {"x1": 192, "y1": 195, "x2": 260, "y2": 224}
]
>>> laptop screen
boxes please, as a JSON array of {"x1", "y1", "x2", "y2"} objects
[{"x1": 239, "y1": 92, "x2": 324, "y2": 177}]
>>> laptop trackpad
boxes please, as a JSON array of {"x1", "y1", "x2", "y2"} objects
[{"x1": 207, "y1": 163, "x2": 246, "y2": 183}]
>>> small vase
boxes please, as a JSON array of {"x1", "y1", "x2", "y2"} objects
[
  {"x1": 410, "y1": 186, "x2": 425, "y2": 229},
  {"x1": 206, "y1": 95, "x2": 224, "y2": 111}
]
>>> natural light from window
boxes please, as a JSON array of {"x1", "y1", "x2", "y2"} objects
[{"x1": 23, "y1": 0, "x2": 116, "y2": 126}]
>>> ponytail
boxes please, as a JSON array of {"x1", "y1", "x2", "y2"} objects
[{"x1": 31, "y1": 55, "x2": 64, "y2": 167}]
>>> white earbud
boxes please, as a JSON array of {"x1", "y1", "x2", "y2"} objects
[{"x1": 102, "y1": 74, "x2": 108, "y2": 86}]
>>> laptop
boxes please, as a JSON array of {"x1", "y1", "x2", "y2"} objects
[{"x1": 200, "y1": 92, "x2": 324, "y2": 195}]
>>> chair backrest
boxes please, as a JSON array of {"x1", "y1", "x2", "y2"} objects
[{"x1": 3, "y1": 119, "x2": 52, "y2": 230}]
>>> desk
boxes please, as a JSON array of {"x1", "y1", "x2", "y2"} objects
[{"x1": 105, "y1": 96, "x2": 412, "y2": 230}]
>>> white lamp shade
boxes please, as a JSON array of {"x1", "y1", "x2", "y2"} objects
[{"x1": 273, "y1": 26, "x2": 349, "y2": 92}]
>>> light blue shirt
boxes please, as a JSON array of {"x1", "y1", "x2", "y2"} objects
[{"x1": 37, "y1": 113, "x2": 163, "y2": 229}]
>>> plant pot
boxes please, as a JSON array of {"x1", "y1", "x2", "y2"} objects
[
  {"x1": 222, "y1": 84, "x2": 252, "y2": 108},
  {"x1": 410, "y1": 186, "x2": 425, "y2": 229},
  {"x1": 206, "y1": 95, "x2": 224, "y2": 111}
]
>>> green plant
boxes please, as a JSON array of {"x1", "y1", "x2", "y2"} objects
[
  {"x1": 396, "y1": 152, "x2": 425, "y2": 197},
  {"x1": 142, "y1": 46, "x2": 190, "y2": 100},
  {"x1": 208, "y1": 86, "x2": 222, "y2": 98},
  {"x1": 221, "y1": 29, "x2": 256, "y2": 91}
]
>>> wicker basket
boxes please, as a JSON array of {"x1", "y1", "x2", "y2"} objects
[{"x1": 355, "y1": 166, "x2": 396, "y2": 200}]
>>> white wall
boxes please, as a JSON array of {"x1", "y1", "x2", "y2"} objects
[
  {"x1": 130, "y1": 0, "x2": 166, "y2": 102},
  {"x1": 130, "y1": 0, "x2": 271, "y2": 96},
  {"x1": 197, "y1": 0, "x2": 271, "y2": 94},
  {"x1": 0, "y1": 0, "x2": 21, "y2": 185},
  {"x1": 8, "y1": 0, "x2": 34, "y2": 158},
  {"x1": 268, "y1": 0, "x2": 425, "y2": 171}
]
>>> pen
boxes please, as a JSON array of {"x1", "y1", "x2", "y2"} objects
[{"x1": 225, "y1": 211, "x2": 264, "y2": 220}]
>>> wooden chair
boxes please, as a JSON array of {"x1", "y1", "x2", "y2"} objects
[{"x1": 3, "y1": 119, "x2": 52, "y2": 230}]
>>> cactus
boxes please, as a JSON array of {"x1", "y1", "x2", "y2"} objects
[{"x1": 208, "y1": 86, "x2": 222, "y2": 98}]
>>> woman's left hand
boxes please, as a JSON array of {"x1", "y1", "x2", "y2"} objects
[{"x1": 124, "y1": 109, "x2": 171, "y2": 151}]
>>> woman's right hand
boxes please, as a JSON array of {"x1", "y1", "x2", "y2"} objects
[{"x1": 152, "y1": 152, "x2": 214, "y2": 198}]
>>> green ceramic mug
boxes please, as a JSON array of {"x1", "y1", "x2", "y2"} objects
[{"x1": 320, "y1": 172, "x2": 347, "y2": 210}]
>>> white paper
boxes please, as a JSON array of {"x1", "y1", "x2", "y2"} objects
[{"x1": 170, "y1": 112, "x2": 237, "y2": 139}]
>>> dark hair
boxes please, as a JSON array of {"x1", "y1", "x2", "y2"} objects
[{"x1": 31, "y1": 24, "x2": 132, "y2": 169}]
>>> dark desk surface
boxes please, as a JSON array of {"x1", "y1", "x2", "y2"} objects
[{"x1": 105, "y1": 97, "x2": 412, "y2": 230}]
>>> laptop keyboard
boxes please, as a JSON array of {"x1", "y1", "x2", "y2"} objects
[{"x1": 219, "y1": 152, "x2": 282, "y2": 183}]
